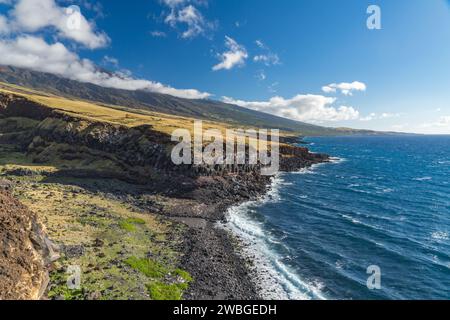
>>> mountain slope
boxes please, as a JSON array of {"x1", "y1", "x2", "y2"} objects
[{"x1": 0, "y1": 66, "x2": 375, "y2": 136}]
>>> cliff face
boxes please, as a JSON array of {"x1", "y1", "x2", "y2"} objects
[
  {"x1": 0, "y1": 92, "x2": 328, "y2": 181},
  {"x1": 0, "y1": 189, "x2": 59, "y2": 300}
]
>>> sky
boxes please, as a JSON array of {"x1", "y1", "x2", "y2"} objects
[{"x1": 0, "y1": 0, "x2": 450, "y2": 134}]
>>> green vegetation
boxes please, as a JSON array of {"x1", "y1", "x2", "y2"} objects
[
  {"x1": 147, "y1": 282, "x2": 185, "y2": 300},
  {"x1": 47, "y1": 271, "x2": 84, "y2": 301},
  {"x1": 174, "y1": 268, "x2": 193, "y2": 283},
  {"x1": 0, "y1": 144, "x2": 188, "y2": 300},
  {"x1": 0, "y1": 78, "x2": 202, "y2": 301},
  {"x1": 125, "y1": 256, "x2": 167, "y2": 278},
  {"x1": 125, "y1": 256, "x2": 193, "y2": 300},
  {"x1": 119, "y1": 218, "x2": 146, "y2": 232}
]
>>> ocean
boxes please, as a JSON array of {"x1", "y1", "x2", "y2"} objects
[{"x1": 222, "y1": 135, "x2": 450, "y2": 300}]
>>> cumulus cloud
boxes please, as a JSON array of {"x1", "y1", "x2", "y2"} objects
[
  {"x1": 322, "y1": 81, "x2": 367, "y2": 96},
  {"x1": 0, "y1": 1, "x2": 210, "y2": 99},
  {"x1": 0, "y1": 35, "x2": 210, "y2": 99},
  {"x1": 7, "y1": 0, "x2": 109, "y2": 49},
  {"x1": 213, "y1": 36, "x2": 248, "y2": 71},
  {"x1": 161, "y1": 0, "x2": 215, "y2": 39},
  {"x1": 222, "y1": 94, "x2": 360, "y2": 123}
]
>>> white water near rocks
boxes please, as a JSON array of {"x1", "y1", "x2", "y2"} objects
[{"x1": 218, "y1": 171, "x2": 331, "y2": 300}]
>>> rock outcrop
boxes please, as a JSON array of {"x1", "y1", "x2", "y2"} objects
[{"x1": 0, "y1": 189, "x2": 59, "y2": 300}]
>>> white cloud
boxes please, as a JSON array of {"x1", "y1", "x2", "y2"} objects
[
  {"x1": 268, "y1": 82, "x2": 279, "y2": 93},
  {"x1": 255, "y1": 70, "x2": 266, "y2": 81},
  {"x1": 0, "y1": 35, "x2": 211, "y2": 99},
  {"x1": 253, "y1": 40, "x2": 280, "y2": 66},
  {"x1": 360, "y1": 113, "x2": 377, "y2": 121},
  {"x1": 380, "y1": 112, "x2": 400, "y2": 119},
  {"x1": 255, "y1": 39, "x2": 265, "y2": 49},
  {"x1": 213, "y1": 36, "x2": 248, "y2": 71},
  {"x1": 360, "y1": 112, "x2": 400, "y2": 121},
  {"x1": 421, "y1": 116, "x2": 450, "y2": 128},
  {"x1": 0, "y1": 15, "x2": 9, "y2": 34},
  {"x1": 102, "y1": 55, "x2": 119, "y2": 67},
  {"x1": 162, "y1": 0, "x2": 190, "y2": 7},
  {"x1": 391, "y1": 124, "x2": 408, "y2": 131},
  {"x1": 322, "y1": 81, "x2": 367, "y2": 96},
  {"x1": 222, "y1": 94, "x2": 360, "y2": 123},
  {"x1": 150, "y1": 30, "x2": 167, "y2": 38},
  {"x1": 0, "y1": 1, "x2": 210, "y2": 99},
  {"x1": 9, "y1": 0, "x2": 109, "y2": 49},
  {"x1": 161, "y1": 0, "x2": 215, "y2": 39},
  {"x1": 254, "y1": 54, "x2": 280, "y2": 66}
]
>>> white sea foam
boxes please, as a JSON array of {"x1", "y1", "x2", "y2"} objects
[
  {"x1": 217, "y1": 158, "x2": 341, "y2": 299},
  {"x1": 413, "y1": 176, "x2": 432, "y2": 181},
  {"x1": 431, "y1": 231, "x2": 449, "y2": 241},
  {"x1": 342, "y1": 214, "x2": 362, "y2": 225},
  {"x1": 330, "y1": 157, "x2": 346, "y2": 163},
  {"x1": 291, "y1": 157, "x2": 345, "y2": 176},
  {"x1": 217, "y1": 175, "x2": 326, "y2": 300}
]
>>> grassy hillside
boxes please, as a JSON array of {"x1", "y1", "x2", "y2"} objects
[
  {"x1": 0, "y1": 83, "x2": 275, "y2": 151},
  {"x1": 0, "y1": 66, "x2": 378, "y2": 136},
  {"x1": 0, "y1": 82, "x2": 239, "y2": 137}
]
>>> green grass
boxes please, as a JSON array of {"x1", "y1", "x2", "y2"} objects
[
  {"x1": 174, "y1": 268, "x2": 193, "y2": 283},
  {"x1": 124, "y1": 256, "x2": 193, "y2": 300},
  {"x1": 0, "y1": 143, "x2": 186, "y2": 300},
  {"x1": 124, "y1": 256, "x2": 168, "y2": 278},
  {"x1": 47, "y1": 271, "x2": 85, "y2": 300},
  {"x1": 146, "y1": 282, "x2": 184, "y2": 300},
  {"x1": 119, "y1": 218, "x2": 146, "y2": 232}
]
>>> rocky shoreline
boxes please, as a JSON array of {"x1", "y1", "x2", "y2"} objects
[
  {"x1": 0, "y1": 92, "x2": 329, "y2": 300},
  {"x1": 176, "y1": 161, "x2": 328, "y2": 300}
]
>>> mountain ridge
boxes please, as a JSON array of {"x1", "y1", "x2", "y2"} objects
[{"x1": 0, "y1": 65, "x2": 382, "y2": 136}]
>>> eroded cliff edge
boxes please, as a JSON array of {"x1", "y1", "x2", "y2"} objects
[{"x1": 0, "y1": 189, "x2": 59, "y2": 300}]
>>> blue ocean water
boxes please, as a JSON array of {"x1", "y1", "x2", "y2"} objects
[{"x1": 223, "y1": 135, "x2": 450, "y2": 300}]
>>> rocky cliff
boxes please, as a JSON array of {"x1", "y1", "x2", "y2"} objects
[
  {"x1": 0, "y1": 92, "x2": 328, "y2": 179},
  {"x1": 0, "y1": 189, "x2": 59, "y2": 300}
]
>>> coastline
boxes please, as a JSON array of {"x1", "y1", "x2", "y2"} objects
[
  {"x1": 216, "y1": 158, "x2": 346, "y2": 300},
  {"x1": 180, "y1": 159, "x2": 332, "y2": 300},
  {"x1": 0, "y1": 93, "x2": 330, "y2": 299}
]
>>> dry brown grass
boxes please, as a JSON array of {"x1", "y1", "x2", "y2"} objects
[{"x1": 0, "y1": 82, "x2": 289, "y2": 152}]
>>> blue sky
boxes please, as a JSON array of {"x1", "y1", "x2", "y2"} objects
[{"x1": 1, "y1": 0, "x2": 450, "y2": 133}]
